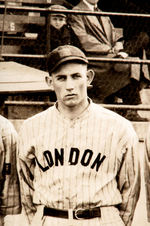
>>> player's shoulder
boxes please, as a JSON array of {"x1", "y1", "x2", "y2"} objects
[
  {"x1": 91, "y1": 103, "x2": 137, "y2": 140},
  {"x1": 21, "y1": 106, "x2": 54, "y2": 128},
  {"x1": 0, "y1": 115, "x2": 16, "y2": 136},
  {"x1": 91, "y1": 102, "x2": 134, "y2": 128},
  {"x1": 0, "y1": 114, "x2": 10, "y2": 124},
  {"x1": 0, "y1": 114, "x2": 14, "y2": 128}
]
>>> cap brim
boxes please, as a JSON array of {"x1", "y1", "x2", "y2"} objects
[
  {"x1": 51, "y1": 14, "x2": 66, "y2": 17},
  {"x1": 50, "y1": 56, "x2": 88, "y2": 73}
]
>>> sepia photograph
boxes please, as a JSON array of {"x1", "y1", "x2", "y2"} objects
[{"x1": 0, "y1": 0, "x2": 150, "y2": 225}]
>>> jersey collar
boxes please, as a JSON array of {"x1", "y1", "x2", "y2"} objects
[{"x1": 54, "y1": 98, "x2": 92, "y2": 122}]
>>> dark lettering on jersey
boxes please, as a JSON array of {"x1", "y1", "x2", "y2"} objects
[
  {"x1": 91, "y1": 153, "x2": 106, "y2": 172},
  {"x1": 35, "y1": 148, "x2": 106, "y2": 172},
  {"x1": 44, "y1": 150, "x2": 54, "y2": 167},
  {"x1": 81, "y1": 149, "x2": 93, "y2": 166},
  {"x1": 69, "y1": 148, "x2": 79, "y2": 165},
  {"x1": 35, "y1": 156, "x2": 49, "y2": 172},
  {"x1": 55, "y1": 148, "x2": 64, "y2": 166}
]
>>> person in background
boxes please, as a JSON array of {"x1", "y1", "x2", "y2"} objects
[
  {"x1": 99, "y1": 0, "x2": 150, "y2": 89},
  {"x1": 48, "y1": 4, "x2": 72, "y2": 50},
  {"x1": 51, "y1": 0, "x2": 74, "y2": 9},
  {"x1": 0, "y1": 115, "x2": 21, "y2": 225},
  {"x1": 69, "y1": 0, "x2": 148, "y2": 121},
  {"x1": 36, "y1": 4, "x2": 81, "y2": 54}
]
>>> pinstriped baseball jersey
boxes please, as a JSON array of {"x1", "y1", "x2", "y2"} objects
[
  {"x1": 0, "y1": 115, "x2": 21, "y2": 215},
  {"x1": 18, "y1": 100, "x2": 140, "y2": 225}
]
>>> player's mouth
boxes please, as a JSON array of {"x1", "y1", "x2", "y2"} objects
[
  {"x1": 65, "y1": 94, "x2": 77, "y2": 99},
  {"x1": 66, "y1": 93, "x2": 76, "y2": 97}
]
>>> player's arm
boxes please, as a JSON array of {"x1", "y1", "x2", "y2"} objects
[
  {"x1": 0, "y1": 122, "x2": 21, "y2": 216},
  {"x1": 17, "y1": 124, "x2": 37, "y2": 224},
  {"x1": 116, "y1": 124, "x2": 140, "y2": 226},
  {"x1": 144, "y1": 125, "x2": 150, "y2": 222}
]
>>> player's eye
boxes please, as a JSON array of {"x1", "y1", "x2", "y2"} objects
[
  {"x1": 56, "y1": 75, "x2": 66, "y2": 81},
  {"x1": 72, "y1": 73, "x2": 81, "y2": 79}
]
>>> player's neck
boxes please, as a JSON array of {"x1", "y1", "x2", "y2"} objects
[{"x1": 57, "y1": 99, "x2": 89, "y2": 120}]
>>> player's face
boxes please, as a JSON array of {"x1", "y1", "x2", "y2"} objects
[
  {"x1": 86, "y1": 0, "x2": 99, "y2": 5},
  {"x1": 47, "y1": 62, "x2": 94, "y2": 110},
  {"x1": 50, "y1": 15, "x2": 66, "y2": 30}
]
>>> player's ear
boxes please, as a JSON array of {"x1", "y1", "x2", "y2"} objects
[
  {"x1": 86, "y1": 69, "x2": 95, "y2": 87},
  {"x1": 45, "y1": 76, "x2": 54, "y2": 91}
]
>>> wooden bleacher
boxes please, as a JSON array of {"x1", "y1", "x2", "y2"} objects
[
  {"x1": 0, "y1": 0, "x2": 51, "y2": 5},
  {"x1": 0, "y1": 2, "x2": 46, "y2": 55},
  {"x1": 0, "y1": 2, "x2": 149, "y2": 124}
]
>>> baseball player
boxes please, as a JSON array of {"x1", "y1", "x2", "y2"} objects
[
  {"x1": 144, "y1": 124, "x2": 150, "y2": 222},
  {"x1": 0, "y1": 115, "x2": 21, "y2": 225},
  {"x1": 18, "y1": 45, "x2": 140, "y2": 226}
]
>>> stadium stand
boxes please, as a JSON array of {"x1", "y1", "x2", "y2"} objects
[{"x1": 0, "y1": 0, "x2": 149, "y2": 121}]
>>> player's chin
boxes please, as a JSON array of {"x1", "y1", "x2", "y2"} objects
[
  {"x1": 64, "y1": 100, "x2": 77, "y2": 107},
  {"x1": 63, "y1": 99, "x2": 78, "y2": 107}
]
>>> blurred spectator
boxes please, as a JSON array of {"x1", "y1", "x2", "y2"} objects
[
  {"x1": 34, "y1": 4, "x2": 81, "y2": 54},
  {"x1": 47, "y1": 4, "x2": 71, "y2": 50},
  {"x1": 99, "y1": 0, "x2": 150, "y2": 87},
  {"x1": 51, "y1": 0, "x2": 74, "y2": 9},
  {"x1": 70, "y1": 0, "x2": 147, "y2": 120}
]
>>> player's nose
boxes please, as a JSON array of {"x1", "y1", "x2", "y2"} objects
[{"x1": 66, "y1": 78, "x2": 74, "y2": 90}]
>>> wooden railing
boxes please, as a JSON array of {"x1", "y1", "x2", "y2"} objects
[{"x1": 0, "y1": 2, "x2": 149, "y2": 123}]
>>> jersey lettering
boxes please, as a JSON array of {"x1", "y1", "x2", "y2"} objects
[
  {"x1": 81, "y1": 149, "x2": 93, "y2": 166},
  {"x1": 91, "y1": 153, "x2": 106, "y2": 172},
  {"x1": 36, "y1": 147, "x2": 106, "y2": 172},
  {"x1": 69, "y1": 148, "x2": 79, "y2": 165},
  {"x1": 44, "y1": 150, "x2": 54, "y2": 167}
]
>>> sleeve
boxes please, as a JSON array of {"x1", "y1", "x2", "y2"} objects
[
  {"x1": 70, "y1": 13, "x2": 111, "y2": 54},
  {"x1": 17, "y1": 123, "x2": 37, "y2": 224},
  {"x1": 116, "y1": 123, "x2": 140, "y2": 226},
  {"x1": 0, "y1": 121, "x2": 21, "y2": 215},
  {"x1": 144, "y1": 125, "x2": 150, "y2": 222}
]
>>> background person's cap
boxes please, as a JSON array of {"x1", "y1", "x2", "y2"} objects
[
  {"x1": 47, "y1": 45, "x2": 88, "y2": 74},
  {"x1": 50, "y1": 5, "x2": 67, "y2": 17}
]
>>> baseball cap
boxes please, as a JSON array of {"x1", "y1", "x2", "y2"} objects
[
  {"x1": 47, "y1": 45, "x2": 88, "y2": 74},
  {"x1": 50, "y1": 5, "x2": 67, "y2": 18}
]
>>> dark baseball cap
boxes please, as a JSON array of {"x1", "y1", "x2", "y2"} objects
[
  {"x1": 50, "y1": 5, "x2": 67, "y2": 18},
  {"x1": 47, "y1": 45, "x2": 88, "y2": 74}
]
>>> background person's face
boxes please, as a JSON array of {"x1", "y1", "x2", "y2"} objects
[
  {"x1": 86, "y1": 0, "x2": 99, "y2": 5},
  {"x1": 50, "y1": 16, "x2": 66, "y2": 30},
  {"x1": 51, "y1": 62, "x2": 89, "y2": 109}
]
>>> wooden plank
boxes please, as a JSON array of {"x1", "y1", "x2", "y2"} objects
[
  {"x1": 8, "y1": 104, "x2": 48, "y2": 119},
  {"x1": 0, "y1": 0, "x2": 51, "y2": 4},
  {"x1": 0, "y1": 23, "x2": 26, "y2": 32},
  {"x1": 1, "y1": 45, "x2": 21, "y2": 53},
  {"x1": 0, "y1": 14, "x2": 45, "y2": 32},
  {"x1": 0, "y1": 14, "x2": 45, "y2": 23},
  {"x1": 0, "y1": 61, "x2": 50, "y2": 93},
  {"x1": 0, "y1": 35, "x2": 38, "y2": 40}
]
